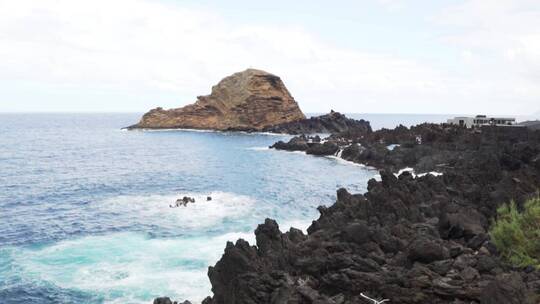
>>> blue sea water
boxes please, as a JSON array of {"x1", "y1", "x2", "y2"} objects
[
  {"x1": 0, "y1": 112, "x2": 470, "y2": 303},
  {"x1": 0, "y1": 113, "x2": 384, "y2": 304}
]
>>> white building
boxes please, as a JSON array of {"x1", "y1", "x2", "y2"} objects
[{"x1": 447, "y1": 115, "x2": 516, "y2": 128}]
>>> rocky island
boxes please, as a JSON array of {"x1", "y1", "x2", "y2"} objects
[
  {"x1": 128, "y1": 69, "x2": 371, "y2": 135},
  {"x1": 128, "y1": 69, "x2": 306, "y2": 131}
]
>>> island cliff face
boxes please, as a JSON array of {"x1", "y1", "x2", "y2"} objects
[{"x1": 129, "y1": 69, "x2": 305, "y2": 131}]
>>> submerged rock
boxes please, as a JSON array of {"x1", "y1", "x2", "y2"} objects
[{"x1": 128, "y1": 69, "x2": 305, "y2": 131}]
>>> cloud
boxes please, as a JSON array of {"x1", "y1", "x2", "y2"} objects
[
  {"x1": 0, "y1": 0, "x2": 539, "y2": 115},
  {"x1": 0, "y1": 0, "x2": 447, "y2": 113},
  {"x1": 376, "y1": 0, "x2": 405, "y2": 11},
  {"x1": 433, "y1": 0, "x2": 540, "y2": 114}
]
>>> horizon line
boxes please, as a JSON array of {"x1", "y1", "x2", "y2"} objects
[{"x1": 0, "y1": 111, "x2": 536, "y2": 117}]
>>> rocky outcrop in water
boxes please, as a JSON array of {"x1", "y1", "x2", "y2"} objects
[
  {"x1": 201, "y1": 125, "x2": 540, "y2": 304},
  {"x1": 128, "y1": 69, "x2": 305, "y2": 131},
  {"x1": 270, "y1": 135, "x2": 342, "y2": 156},
  {"x1": 264, "y1": 110, "x2": 372, "y2": 135}
]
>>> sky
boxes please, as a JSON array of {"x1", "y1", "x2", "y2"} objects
[{"x1": 0, "y1": 0, "x2": 539, "y2": 115}]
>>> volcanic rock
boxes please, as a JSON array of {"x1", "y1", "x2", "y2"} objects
[
  {"x1": 155, "y1": 123, "x2": 540, "y2": 304},
  {"x1": 153, "y1": 297, "x2": 172, "y2": 304},
  {"x1": 306, "y1": 141, "x2": 340, "y2": 156},
  {"x1": 264, "y1": 110, "x2": 372, "y2": 135},
  {"x1": 198, "y1": 125, "x2": 540, "y2": 304},
  {"x1": 480, "y1": 273, "x2": 531, "y2": 304}
]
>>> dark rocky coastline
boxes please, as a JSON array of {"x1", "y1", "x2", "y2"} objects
[
  {"x1": 263, "y1": 110, "x2": 372, "y2": 135},
  {"x1": 158, "y1": 123, "x2": 540, "y2": 304}
]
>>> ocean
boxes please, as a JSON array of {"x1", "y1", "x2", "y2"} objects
[{"x1": 0, "y1": 113, "x2": 462, "y2": 303}]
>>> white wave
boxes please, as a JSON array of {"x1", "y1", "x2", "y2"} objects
[
  {"x1": 271, "y1": 146, "x2": 376, "y2": 170},
  {"x1": 132, "y1": 128, "x2": 218, "y2": 133},
  {"x1": 395, "y1": 167, "x2": 415, "y2": 176},
  {"x1": 290, "y1": 150, "x2": 308, "y2": 155},
  {"x1": 245, "y1": 146, "x2": 270, "y2": 151},
  {"x1": 239, "y1": 131, "x2": 289, "y2": 136},
  {"x1": 373, "y1": 168, "x2": 443, "y2": 182},
  {"x1": 98, "y1": 191, "x2": 254, "y2": 230},
  {"x1": 417, "y1": 171, "x2": 444, "y2": 177},
  {"x1": 7, "y1": 231, "x2": 255, "y2": 304},
  {"x1": 325, "y1": 155, "x2": 376, "y2": 169},
  {"x1": 130, "y1": 128, "x2": 288, "y2": 137},
  {"x1": 394, "y1": 167, "x2": 443, "y2": 178},
  {"x1": 386, "y1": 144, "x2": 400, "y2": 151}
]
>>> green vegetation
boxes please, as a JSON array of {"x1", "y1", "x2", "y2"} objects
[{"x1": 490, "y1": 197, "x2": 540, "y2": 268}]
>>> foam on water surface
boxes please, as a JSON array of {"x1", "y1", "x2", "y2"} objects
[
  {"x1": 245, "y1": 146, "x2": 270, "y2": 151},
  {"x1": 394, "y1": 167, "x2": 443, "y2": 178},
  {"x1": 0, "y1": 190, "x2": 313, "y2": 303},
  {"x1": 97, "y1": 191, "x2": 255, "y2": 231},
  {"x1": 2, "y1": 231, "x2": 255, "y2": 304},
  {"x1": 386, "y1": 144, "x2": 400, "y2": 151},
  {"x1": 133, "y1": 128, "x2": 287, "y2": 137},
  {"x1": 325, "y1": 155, "x2": 376, "y2": 169}
]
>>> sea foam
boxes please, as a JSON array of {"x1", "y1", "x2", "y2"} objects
[
  {"x1": 3, "y1": 231, "x2": 255, "y2": 304},
  {"x1": 97, "y1": 191, "x2": 255, "y2": 230}
]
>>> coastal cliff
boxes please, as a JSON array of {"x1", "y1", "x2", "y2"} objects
[{"x1": 128, "y1": 69, "x2": 305, "y2": 131}]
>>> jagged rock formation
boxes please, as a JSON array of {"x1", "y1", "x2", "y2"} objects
[
  {"x1": 201, "y1": 125, "x2": 540, "y2": 304},
  {"x1": 128, "y1": 69, "x2": 305, "y2": 131},
  {"x1": 264, "y1": 111, "x2": 372, "y2": 135},
  {"x1": 270, "y1": 135, "x2": 343, "y2": 156},
  {"x1": 154, "y1": 298, "x2": 191, "y2": 304}
]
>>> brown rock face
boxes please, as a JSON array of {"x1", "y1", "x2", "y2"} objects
[{"x1": 130, "y1": 69, "x2": 305, "y2": 130}]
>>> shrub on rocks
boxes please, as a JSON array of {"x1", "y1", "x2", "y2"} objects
[{"x1": 490, "y1": 197, "x2": 540, "y2": 268}]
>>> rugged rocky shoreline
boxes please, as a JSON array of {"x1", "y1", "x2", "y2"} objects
[
  {"x1": 263, "y1": 110, "x2": 372, "y2": 135},
  {"x1": 157, "y1": 123, "x2": 540, "y2": 304}
]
